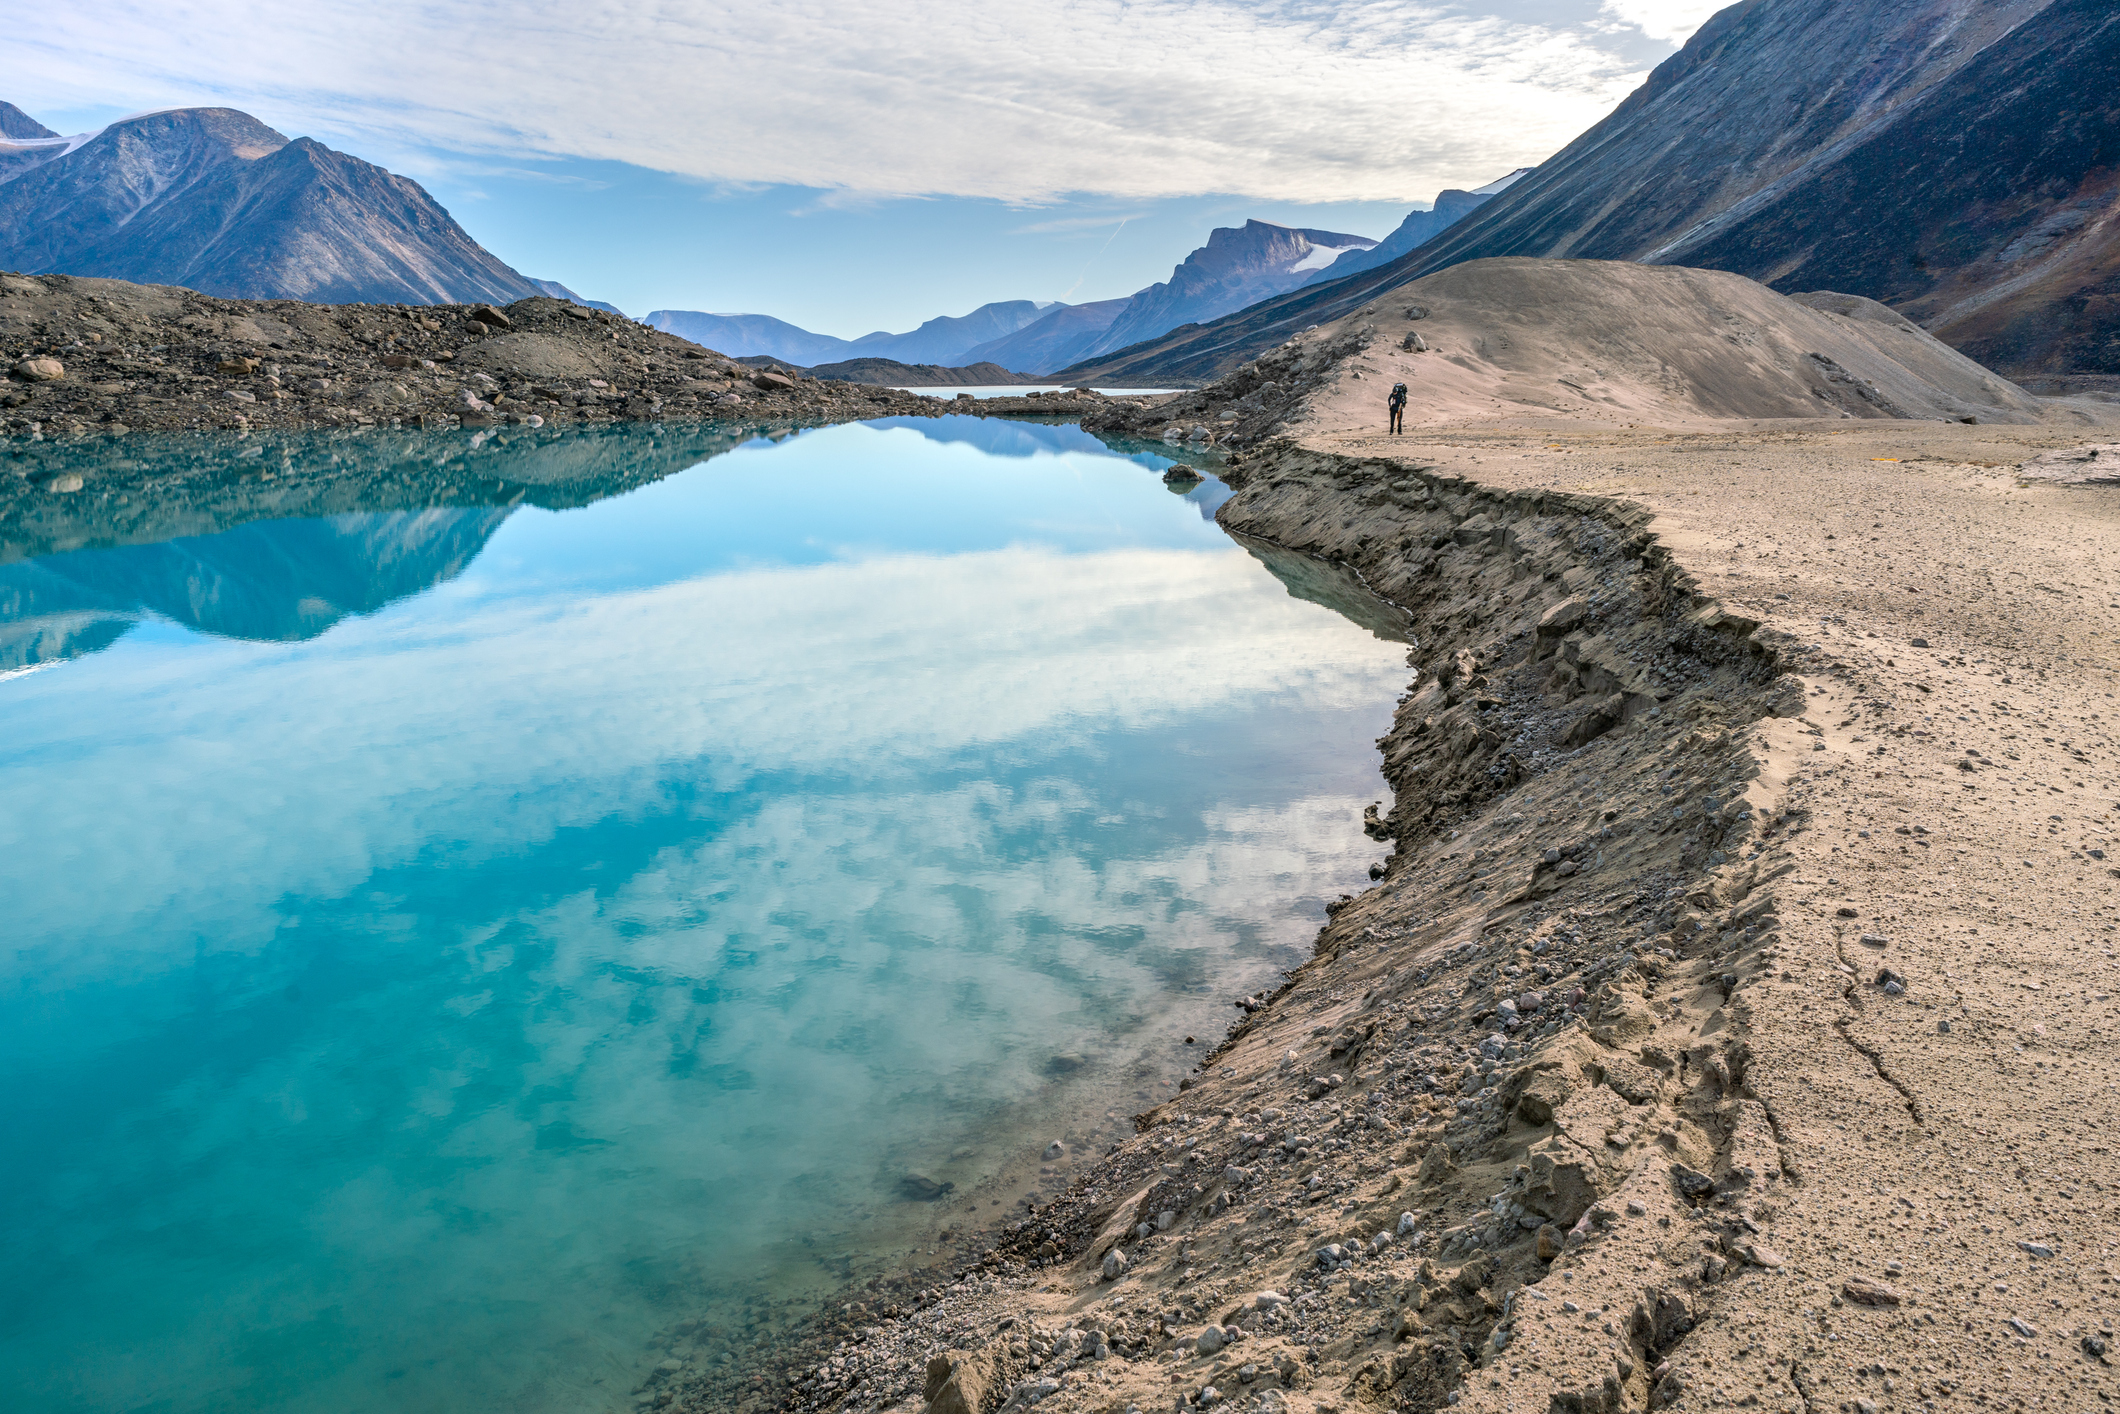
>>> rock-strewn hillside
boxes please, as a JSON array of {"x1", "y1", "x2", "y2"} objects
[{"x1": 0, "y1": 271, "x2": 950, "y2": 439}]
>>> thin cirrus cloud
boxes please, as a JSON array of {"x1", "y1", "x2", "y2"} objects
[
  {"x1": 8, "y1": 0, "x2": 1667, "y2": 203},
  {"x1": 1597, "y1": 0, "x2": 1729, "y2": 43}
]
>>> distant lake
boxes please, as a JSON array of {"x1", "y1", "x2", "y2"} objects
[
  {"x1": 0, "y1": 417, "x2": 1406, "y2": 1414},
  {"x1": 889, "y1": 385, "x2": 1183, "y2": 399}
]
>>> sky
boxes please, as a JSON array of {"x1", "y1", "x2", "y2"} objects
[{"x1": 5, "y1": 0, "x2": 1728, "y2": 335}]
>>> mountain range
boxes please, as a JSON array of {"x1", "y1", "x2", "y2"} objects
[
  {"x1": 651, "y1": 216, "x2": 1424, "y2": 375},
  {"x1": 0, "y1": 103, "x2": 613, "y2": 310},
  {"x1": 642, "y1": 299, "x2": 1062, "y2": 369},
  {"x1": 1057, "y1": 0, "x2": 2120, "y2": 386}
]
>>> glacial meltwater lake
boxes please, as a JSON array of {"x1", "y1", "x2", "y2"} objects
[{"x1": 0, "y1": 418, "x2": 1408, "y2": 1413}]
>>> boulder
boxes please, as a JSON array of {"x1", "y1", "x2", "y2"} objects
[
  {"x1": 1510, "y1": 1066, "x2": 1577, "y2": 1125},
  {"x1": 1520, "y1": 1137, "x2": 1600, "y2": 1226},
  {"x1": 753, "y1": 371, "x2": 796, "y2": 391},
  {"x1": 1538, "y1": 596, "x2": 1590, "y2": 636},
  {"x1": 923, "y1": 1348, "x2": 998, "y2": 1414},
  {"x1": 12, "y1": 357, "x2": 63, "y2": 381}
]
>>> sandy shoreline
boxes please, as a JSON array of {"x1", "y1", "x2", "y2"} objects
[
  {"x1": 660, "y1": 397, "x2": 2120, "y2": 1414},
  {"x1": 12, "y1": 268, "x2": 2120, "y2": 1414}
]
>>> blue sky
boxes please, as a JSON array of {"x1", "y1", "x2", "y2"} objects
[{"x1": 10, "y1": 0, "x2": 1724, "y2": 336}]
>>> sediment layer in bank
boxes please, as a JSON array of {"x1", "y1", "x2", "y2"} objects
[{"x1": 652, "y1": 410, "x2": 2120, "y2": 1414}]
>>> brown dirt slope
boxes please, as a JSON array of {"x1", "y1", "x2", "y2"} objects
[
  {"x1": 1082, "y1": 261, "x2": 2078, "y2": 454},
  {"x1": 657, "y1": 263, "x2": 2120, "y2": 1414}
]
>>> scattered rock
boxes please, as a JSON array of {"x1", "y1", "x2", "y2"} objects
[
  {"x1": 1671, "y1": 1164, "x2": 1715, "y2": 1198},
  {"x1": 899, "y1": 1174, "x2": 954, "y2": 1202},
  {"x1": 1538, "y1": 597, "x2": 1591, "y2": 637},
  {"x1": 1842, "y1": 1277, "x2": 1903, "y2": 1307}
]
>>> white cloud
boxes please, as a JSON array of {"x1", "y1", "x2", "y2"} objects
[
  {"x1": 1598, "y1": 0, "x2": 1727, "y2": 44},
  {"x1": 5, "y1": 0, "x2": 1652, "y2": 202}
]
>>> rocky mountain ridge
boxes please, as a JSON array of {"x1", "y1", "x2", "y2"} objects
[
  {"x1": 643, "y1": 300, "x2": 1064, "y2": 371},
  {"x1": 1307, "y1": 170, "x2": 1532, "y2": 289},
  {"x1": 653, "y1": 222, "x2": 1377, "y2": 378},
  {"x1": 0, "y1": 104, "x2": 578, "y2": 308},
  {"x1": 1055, "y1": 0, "x2": 2120, "y2": 387}
]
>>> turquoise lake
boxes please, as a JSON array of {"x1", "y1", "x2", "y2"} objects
[{"x1": 0, "y1": 418, "x2": 1409, "y2": 1413}]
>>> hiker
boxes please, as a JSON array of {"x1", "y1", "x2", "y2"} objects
[{"x1": 1388, "y1": 381, "x2": 1408, "y2": 435}]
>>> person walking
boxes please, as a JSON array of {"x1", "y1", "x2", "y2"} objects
[{"x1": 1388, "y1": 381, "x2": 1408, "y2": 435}]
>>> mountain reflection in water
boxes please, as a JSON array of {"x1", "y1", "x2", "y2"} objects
[
  {"x1": 0, "y1": 416, "x2": 1395, "y2": 1414},
  {"x1": 0, "y1": 418, "x2": 1232, "y2": 674}
]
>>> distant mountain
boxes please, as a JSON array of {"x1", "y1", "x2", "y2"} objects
[
  {"x1": 846, "y1": 300, "x2": 1058, "y2": 364},
  {"x1": 641, "y1": 310, "x2": 856, "y2": 365},
  {"x1": 643, "y1": 299, "x2": 1061, "y2": 367},
  {"x1": 1309, "y1": 170, "x2": 1530, "y2": 286},
  {"x1": 960, "y1": 298, "x2": 1129, "y2": 375},
  {"x1": 1055, "y1": 0, "x2": 2120, "y2": 386},
  {"x1": 529, "y1": 279, "x2": 625, "y2": 317},
  {"x1": 0, "y1": 104, "x2": 554, "y2": 306},
  {"x1": 648, "y1": 224, "x2": 1376, "y2": 377},
  {"x1": 1087, "y1": 221, "x2": 1375, "y2": 358},
  {"x1": 0, "y1": 102, "x2": 56, "y2": 140},
  {"x1": 800, "y1": 358, "x2": 1037, "y2": 387}
]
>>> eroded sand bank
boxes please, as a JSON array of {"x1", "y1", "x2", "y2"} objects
[{"x1": 673, "y1": 270, "x2": 2120, "y2": 1414}]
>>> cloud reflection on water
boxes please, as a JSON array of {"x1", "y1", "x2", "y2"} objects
[{"x1": 0, "y1": 421, "x2": 1405, "y2": 1414}]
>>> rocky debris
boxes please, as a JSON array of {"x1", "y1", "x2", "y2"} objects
[
  {"x1": 1842, "y1": 1276, "x2": 1903, "y2": 1308},
  {"x1": 2018, "y1": 442, "x2": 2120, "y2": 486},
  {"x1": 0, "y1": 272, "x2": 1122, "y2": 444},
  {"x1": 1080, "y1": 323, "x2": 1376, "y2": 451},
  {"x1": 637, "y1": 438, "x2": 1843, "y2": 1414}
]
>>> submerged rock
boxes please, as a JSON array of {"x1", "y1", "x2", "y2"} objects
[{"x1": 899, "y1": 1173, "x2": 954, "y2": 1202}]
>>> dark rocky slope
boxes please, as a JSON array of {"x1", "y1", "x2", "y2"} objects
[{"x1": 1060, "y1": 0, "x2": 2119, "y2": 386}]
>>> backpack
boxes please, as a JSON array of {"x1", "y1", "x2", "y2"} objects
[{"x1": 1390, "y1": 382, "x2": 1408, "y2": 404}]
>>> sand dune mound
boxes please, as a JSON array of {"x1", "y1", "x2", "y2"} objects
[{"x1": 1345, "y1": 259, "x2": 2047, "y2": 427}]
